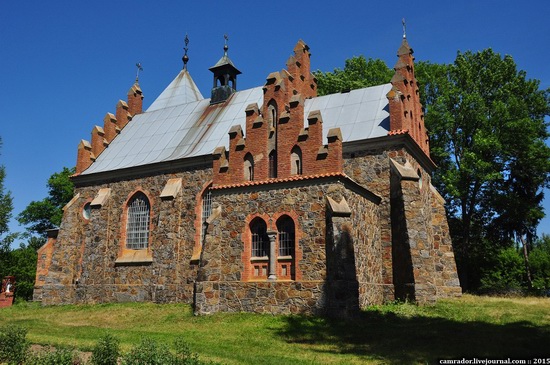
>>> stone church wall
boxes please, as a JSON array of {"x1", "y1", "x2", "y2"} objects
[
  {"x1": 344, "y1": 143, "x2": 461, "y2": 303},
  {"x1": 194, "y1": 178, "x2": 382, "y2": 315},
  {"x1": 39, "y1": 142, "x2": 459, "y2": 309},
  {"x1": 40, "y1": 166, "x2": 212, "y2": 305}
]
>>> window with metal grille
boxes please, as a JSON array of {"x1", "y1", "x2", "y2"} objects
[
  {"x1": 202, "y1": 189, "x2": 212, "y2": 223},
  {"x1": 250, "y1": 218, "x2": 268, "y2": 257},
  {"x1": 277, "y1": 216, "x2": 295, "y2": 257},
  {"x1": 200, "y1": 188, "x2": 212, "y2": 246},
  {"x1": 126, "y1": 193, "x2": 150, "y2": 250}
]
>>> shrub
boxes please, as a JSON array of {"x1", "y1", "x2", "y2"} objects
[
  {"x1": 90, "y1": 334, "x2": 120, "y2": 365},
  {"x1": 120, "y1": 336, "x2": 217, "y2": 365},
  {"x1": 0, "y1": 325, "x2": 30, "y2": 364},
  {"x1": 479, "y1": 247, "x2": 525, "y2": 294},
  {"x1": 530, "y1": 234, "x2": 550, "y2": 292},
  {"x1": 27, "y1": 347, "x2": 80, "y2": 365},
  {"x1": 173, "y1": 338, "x2": 201, "y2": 365},
  {"x1": 120, "y1": 337, "x2": 174, "y2": 365}
]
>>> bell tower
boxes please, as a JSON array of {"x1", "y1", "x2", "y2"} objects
[{"x1": 209, "y1": 35, "x2": 241, "y2": 104}]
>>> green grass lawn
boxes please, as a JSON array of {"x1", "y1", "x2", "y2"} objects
[{"x1": 1, "y1": 295, "x2": 549, "y2": 364}]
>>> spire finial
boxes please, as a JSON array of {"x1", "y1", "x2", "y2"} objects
[
  {"x1": 223, "y1": 34, "x2": 229, "y2": 55},
  {"x1": 182, "y1": 34, "x2": 190, "y2": 70},
  {"x1": 135, "y1": 62, "x2": 143, "y2": 82},
  {"x1": 402, "y1": 18, "x2": 407, "y2": 39}
]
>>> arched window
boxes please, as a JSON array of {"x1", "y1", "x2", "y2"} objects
[
  {"x1": 201, "y1": 188, "x2": 212, "y2": 245},
  {"x1": 277, "y1": 216, "x2": 295, "y2": 257},
  {"x1": 290, "y1": 146, "x2": 302, "y2": 175},
  {"x1": 269, "y1": 150, "x2": 277, "y2": 179},
  {"x1": 250, "y1": 218, "x2": 268, "y2": 258},
  {"x1": 267, "y1": 100, "x2": 278, "y2": 130},
  {"x1": 82, "y1": 202, "x2": 91, "y2": 220},
  {"x1": 244, "y1": 153, "x2": 254, "y2": 181},
  {"x1": 202, "y1": 189, "x2": 212, "y2": 223},
  {"x1": 126, "y1": 192, "x2": 150, "y2": 250}
]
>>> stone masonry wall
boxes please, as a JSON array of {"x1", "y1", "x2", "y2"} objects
[
  {"x1": 40, "y1": 166, "x2": 212, "y2": 305},
  {"x1": 194, "y1": 179, "x2": 382, "y2": 315},
  {"x1": 343, "y1": 143, "x2": 461, "y2": 302}
]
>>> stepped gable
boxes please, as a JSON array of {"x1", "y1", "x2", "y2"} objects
[
  {"x1": 76, "y1": 43, "x2": 392, "y2": 178},
  {"x1": 75, "y1": 80, "x2": 143, "y2": 175},
  {"x1": 386, "y1": 35, "x2": 429, "y2": 156},
  {"x1": 212, "y1": 40, "x2": 343, "y2": 186}
]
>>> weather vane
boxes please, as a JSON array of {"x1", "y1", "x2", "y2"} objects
[
  {"x1": 135, "y1": 62, "x2": 143, "y2": 82},
  {"x1": 402, "y1": 18, "x2": 407, "y2": 39},
  {"x1": 183, "y1": 33, "x2": 190, "y2": 70}
]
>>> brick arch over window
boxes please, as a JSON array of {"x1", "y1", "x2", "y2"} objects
[
  {"x1": 250, "y1": 217, "x2": 269, "y2": 257},
  {"x1": 243, "y1": 153, "x2": 254, "y2": 181},
  {"x1": 80, "y1": 198, "x2": 93, "y2": 222},
  {"x1": 267, "y1": 99, "x2": 278, "y2": 130},
  {"x1": 273, "y1": 212, "x2": 303, "y2": 281},
  {"x1": 290, "y1": 146, "x2": 302, "y2": 175},
  {"x1": 242, "y1": 212, "x2": 303, "y2": 282},
  {"x1": 241, "y1": 213, "x2": 270, "y2": 281},
  {"x1": 277, "y1": 215, "x2": 295, "y2": 257}
]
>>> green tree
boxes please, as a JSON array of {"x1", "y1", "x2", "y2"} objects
[
  {"x1": 0, "y1": 138, "x2": 15, "y2": 251},
  {"x1": 479, "y1": 246, "x2": 524, "y2": 293},
  {"x1": 17, "y1": 166, "x2": 75, "y2": 237},
  {"x1": 0, "y1": 138, "x2": 19, "y2": 285},
  {"x1": 313, "y1": 56, "x2": 393, "y2": 96},
  {"x1": 1, "y1": 243, "x2": 38, "y2": 301},
  {"x1": 416, "y1": 50, "x2": 550, "y2": 290},
  {"x1": 530, "y1": 234, "x2": 550, "y2": 291},
  {"x1": 315, "y1": 50, "x2": 550, "y2": 292}
]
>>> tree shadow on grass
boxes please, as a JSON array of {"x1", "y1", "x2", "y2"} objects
[{"x1": 275, "y1": 310, "x2": 550, "y2": 364}]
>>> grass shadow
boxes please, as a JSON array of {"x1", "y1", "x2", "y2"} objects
[{"x1": 275, "y1": 308, "x2": 550, "y2": 364}]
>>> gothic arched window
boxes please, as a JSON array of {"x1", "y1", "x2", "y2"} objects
[
  {"x1": 277, "y1": 216, "x2": 295, "y2": 257},
  {"x1": 267, "y1": 100, "x2": 278, "y2": 130},
  {"x1": 290, "y1": 146, "x2": 302, "y2": 175},
  {"x1": 244, "y1": 153, "x2": 254, "y2": 181},
  {"x1": 250, "y1": 218, "x2": 268, "y2": 258},
  {"x1": 126, "y1": 192, "x2": 150, "y2": 250},
  {"x1": 269, "y1": 150, "x2": 277, "y2": 179}
]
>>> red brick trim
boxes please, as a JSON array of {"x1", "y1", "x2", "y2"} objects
[
  {"x1": 241, "y1": 211, "x2": 303, "y2": 282},
  {"x1": 241, "y1": 213, "x2": 271, "y2": 281},
  {"x1": 211, "y1": 172, "x2": 347, "y2": 190},
  {"x1": 272, "y1": 212, "x2": 303, "y2": 281},
  {"x1": 80, "y1": 198, "x2": 93, "y2": 224}
]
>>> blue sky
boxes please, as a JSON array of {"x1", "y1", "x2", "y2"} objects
[{"x1": 1, "y1": 0, "x2": 549, "y2": 245}]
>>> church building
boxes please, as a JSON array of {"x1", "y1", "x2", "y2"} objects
[{"x1": 34, "y1": 34, "x2": 461, "y2": 315}]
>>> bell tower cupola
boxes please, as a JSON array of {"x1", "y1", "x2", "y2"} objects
[{"x1": 209, "y1": 35, "x2": 241, "y2": 104}]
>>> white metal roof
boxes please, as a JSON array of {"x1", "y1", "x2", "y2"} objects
[
  {"x1": 147, "y1": 69, "x2": 204, "y2": 111},
  {"x1": 81, "y1": 70, "x2": 391, "y2": 175}
]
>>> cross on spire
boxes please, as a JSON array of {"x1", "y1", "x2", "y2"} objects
[
  {"x1": 135, "y1": 62, "x2": 143, "y2": 82},
  {"x1": 183, "y1": 34, "x2": 190, "y2": 70}
]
